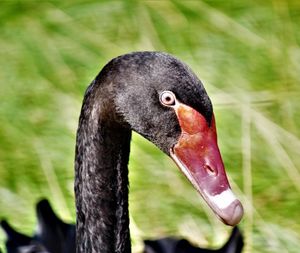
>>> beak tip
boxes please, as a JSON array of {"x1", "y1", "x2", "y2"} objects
[{"x1": 222, "y1": 201, "x2": 244, "y2": 226}]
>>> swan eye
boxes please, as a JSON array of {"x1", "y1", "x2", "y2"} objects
[{"x1": 160, "y1": 91, "x2": 176, "y2": 106}]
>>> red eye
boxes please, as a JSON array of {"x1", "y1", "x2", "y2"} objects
[{"x1": 160, "y1": 91, "x2": 176, "y2": 106}]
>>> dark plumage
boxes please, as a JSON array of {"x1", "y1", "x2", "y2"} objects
[
  {"x1": 35, "y1": 199, "x2": 75, "y2": 253},
  {"x1": 1, "y1": 220, "x2": 32, "y2": 253},
  {"x1": 1, "y1": 199, "x2": 243, "y2": 253},
  {"x1": 144, "y1": 227, "x2": 244, "y2": 253},
  {"x1": 0, "y1": 199, "x2": 74, "y2": 253},
  {"x1": 0, "y1": 219, "x2": 48, "y2": 253}
]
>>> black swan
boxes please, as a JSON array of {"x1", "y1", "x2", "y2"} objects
[
  {"x1": 2, "y1": 52, "x2": 244, "y2": 253},
  {"x1": 1, "y1": 199, "x2": 243, "y2": 253}
]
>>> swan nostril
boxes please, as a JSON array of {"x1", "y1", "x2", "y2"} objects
[{"x1": 204, "y1": 164, "x2": 216, "y2": 176}]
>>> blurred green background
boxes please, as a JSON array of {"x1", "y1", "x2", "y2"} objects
[{"x1": 0, "y1": 0, "x2": 300, "y2": 252}]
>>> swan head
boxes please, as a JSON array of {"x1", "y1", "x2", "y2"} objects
[{"x1": 103, "y1": 51, "x2": 243, "y2": 226}]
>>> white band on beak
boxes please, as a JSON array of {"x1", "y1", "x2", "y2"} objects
[{"x1": 205, "y1": 189, "x2": 237, "y2": 209}]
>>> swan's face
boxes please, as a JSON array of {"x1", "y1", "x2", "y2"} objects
[{"x1": 111, "y1": 52, "x2": 243, "y2": 226}]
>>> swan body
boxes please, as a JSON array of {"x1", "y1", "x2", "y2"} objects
[
  {"x1": 144, "y1": 227, "x2": 244, "y2": 253},
  {"x1": 1, "y1": 199, "x2": 244, "y2": 253},
  {"x1": 1, "y1": 199, "x2": 73, "y2": 253}
]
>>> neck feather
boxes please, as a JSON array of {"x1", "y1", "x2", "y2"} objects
[{"x1": 75, "y1": 83, "x2": 132, "y2": 253}]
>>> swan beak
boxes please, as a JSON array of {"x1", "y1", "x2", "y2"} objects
[{"x1": 170, "y1": 103, "x2": 243, "y2": 226}]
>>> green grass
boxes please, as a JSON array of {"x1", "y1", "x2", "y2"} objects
[{"x1": 1, "y1": 1, "x2": 300, "y2": 252}]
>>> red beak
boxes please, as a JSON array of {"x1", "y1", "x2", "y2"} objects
[{"x1": 170, "y1": 102, "x2": 243, "y2": 226}]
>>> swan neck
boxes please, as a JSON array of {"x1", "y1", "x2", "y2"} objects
[{"x1": 75, "y1": 83, "x2": 132, "y2": 253}]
